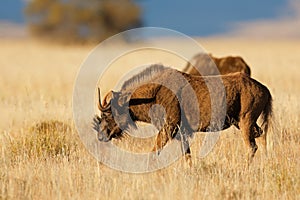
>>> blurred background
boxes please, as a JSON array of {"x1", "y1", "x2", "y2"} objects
[{"x1": 1, "y1": 0, "x2": 299, "y2": 43}]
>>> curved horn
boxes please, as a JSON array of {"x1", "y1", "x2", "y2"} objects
[{"x1": 98, "y1": 88, "x2": 111, "y2": 112}]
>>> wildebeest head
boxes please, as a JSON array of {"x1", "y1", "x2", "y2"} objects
[{"x1": 92, "y1": 88, "x2": 132, "y2": 142}]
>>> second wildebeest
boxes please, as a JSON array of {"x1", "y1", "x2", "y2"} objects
[
  {"x1": 183, "y1": 53, "x2": 251, "y2": 76},
  {"x1": 93, "y1": 64, "x2": 272, "y2": 163}
]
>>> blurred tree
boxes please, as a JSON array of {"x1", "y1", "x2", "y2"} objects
[{"x1": 25, "y1": 0, "x2": 142, "y2": 43}]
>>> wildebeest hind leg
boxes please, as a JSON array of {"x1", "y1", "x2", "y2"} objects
[
  {"x1": 240, "y1": 121, "x2": 258, "y2": 163},
  {"x1": 254, "y1": 123, "x2": 267, "y2": 157}
]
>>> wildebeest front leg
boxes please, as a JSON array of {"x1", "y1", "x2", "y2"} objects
[
  {"x1": 152, "y1": 123, "x2": 177, "y2": 155},
  {"x1": 179, "y1": 130, "x2": 192, "y2": 167},
  {"x1": 175, "y1": 126, "x2": 192, "y2": 167},
  {"x1": 152, "y1": 129, "x2": 170, "y2": 155}
]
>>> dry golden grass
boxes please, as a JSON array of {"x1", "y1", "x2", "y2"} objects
[{"x1": 0, "y1": 37, "x2": 299, "y2": 199}]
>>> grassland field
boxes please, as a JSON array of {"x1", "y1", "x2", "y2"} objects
[{"x1": 0, "y1": 37, "x2": 299, "y2": 199}]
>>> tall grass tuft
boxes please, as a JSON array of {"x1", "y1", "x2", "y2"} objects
[{"x1": 8, "y1": 120, "x2": 78, "y2": 161}]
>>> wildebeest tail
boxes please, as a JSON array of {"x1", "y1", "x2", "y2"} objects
[
  {"x1": 261, "y1": 93, "x2": 272, "y2": 135},
  {"x1": 261, "y1": 92, "x2": 273, "y2": 152}
]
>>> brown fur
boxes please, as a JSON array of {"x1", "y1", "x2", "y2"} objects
[
  {"x1": 93, "y1": 64, "x2": 272, "y2": 161},
  {"x1": 183, "y1": 53, "x2": 251, "y2": 76}
]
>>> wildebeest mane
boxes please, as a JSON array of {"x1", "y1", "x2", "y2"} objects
[{"x1": 121, "y1": 64, "x2": 169, "y2": 91}]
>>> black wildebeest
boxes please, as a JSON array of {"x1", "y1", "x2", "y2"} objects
[
  {"x1": 183, "y1": 53, "x2": 251, "y2": 76},
  {"x1": 93, "y1": 64, "x2": 272, "y2": 162}
]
